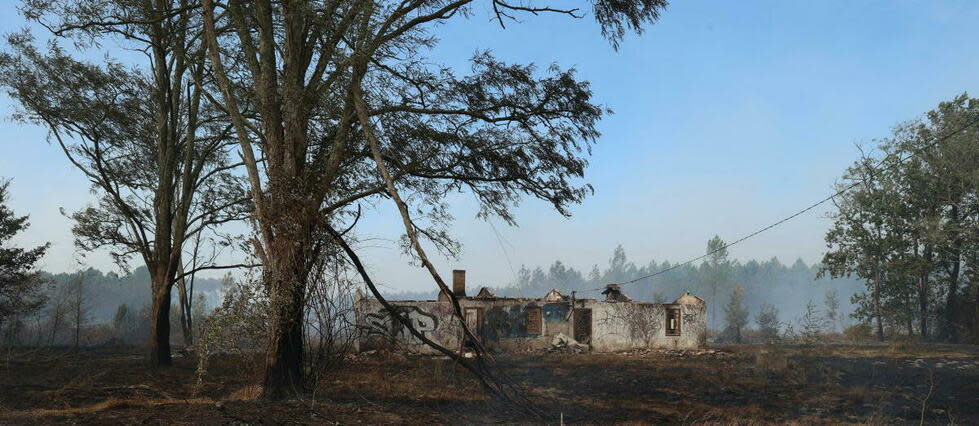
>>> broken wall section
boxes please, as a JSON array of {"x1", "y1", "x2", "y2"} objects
[
  {"x1": 589, "y1": 292, "x2": 706, "y2": 351},
  {"x1": 469, "y1": 299, "x2": 574, "y2": 352}
]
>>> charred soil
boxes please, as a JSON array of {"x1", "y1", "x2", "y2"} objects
[{"x1": 0, "y1": 344, "x2": 976, "y2": 424}]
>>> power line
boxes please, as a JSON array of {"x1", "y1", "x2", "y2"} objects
[{"x1": 587, "y1": 116, "x2": 979, "y2": 292}]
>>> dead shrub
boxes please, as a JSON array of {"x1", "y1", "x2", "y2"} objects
[
  {"x1": 196, "y1": 249, "x2": 357, "y2": 396},
  {"x1": 228, "y1": 385, "x2": 263, "y2": 401},
  {"x1": 195, "y1": 275, "x2": 269, "y2": 393},
  {"x1": 303, "y1": 248, "x2": 358, "y2": 391}
]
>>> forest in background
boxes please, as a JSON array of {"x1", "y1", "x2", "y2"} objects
[
  {"x1": 391, "y1": 243, "x2": 865, "y2": 334},
  {"x1": 1, "y1": 266, "x2": 223, "y2": 347},
  {"x1": 41, "y1": 267, "x2": 223, "y2": 324},
  {"x1": 3, "y1": 241, "x2": 865, "y2": 347}
]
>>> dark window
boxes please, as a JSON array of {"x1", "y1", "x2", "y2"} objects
[
  {"x1": 465, "y1": 308, "x2": 482, "y2": 333},
  {"x1": 526, "y1": 307, "x2": 542, "y2": 335},
  {"x1": 574, "y1": 308, "x2": 592, "y2": 343},
  {"x1": 464, "y1": 307, "x2": 482, "y2": 348},
  {"x1": 666, "y1": 307, "x2": 681, "y2": 336}
]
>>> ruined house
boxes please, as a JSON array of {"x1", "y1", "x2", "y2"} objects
[{"x1": 354, "y1": 270, "x2": 707, "y2": 354}]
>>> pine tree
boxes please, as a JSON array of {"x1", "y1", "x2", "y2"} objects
[
  {"x1": 705, "y1": 236, "x2": 731, "y2": 330},
  {"x1": 0, "y1": 179, "x2": 50, "y2": 332},
  {"x1": 799, "y1": 300, "x2": 827, "y2": 344},
  {"x1": 722, "y1": 284, "x2": 749, "y2": 343},
  {"x1": 756, "y1": 302, "x2": 780, "y2": 343},
  {"x1": 824, "y1": 290, "x2": 841, "y2": 332}
]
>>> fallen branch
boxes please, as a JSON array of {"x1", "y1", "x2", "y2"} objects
[
  {"x1": 919, "y1": 367, "x2": 934, "y2": 426},
  {"x1": 352, "y1": 85, "x2": 487, "y2": 357}
]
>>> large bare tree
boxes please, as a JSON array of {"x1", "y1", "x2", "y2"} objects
[
  {"x1": 0, "y1": 0, "x2": 249, "y2": 366},
  {"x1": 199, "y1": 0, "x2": 667, "y2": 398}
]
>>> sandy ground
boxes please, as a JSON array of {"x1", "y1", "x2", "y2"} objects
[{"x1": 0, "y1": 343, "x2": 977, "y2": 424}]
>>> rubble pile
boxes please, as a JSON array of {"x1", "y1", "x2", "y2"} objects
[
  {"x1": 627, "y1": 348, "x2": 731, "y2": 358},
  {"x1": 908, "y1": 358, "x2": 979, "y2": 371},
  {"x1": 547, "y1": 333, "x2": 591, "y2": 354}
]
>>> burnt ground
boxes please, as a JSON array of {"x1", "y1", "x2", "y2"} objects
[{"x1": 0, "y1": 343, "x2": 977, "y2": 424}]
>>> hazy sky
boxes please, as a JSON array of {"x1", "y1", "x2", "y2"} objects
[{"x1": 2, "y1": 1, "x2": 978, "y2": 293}]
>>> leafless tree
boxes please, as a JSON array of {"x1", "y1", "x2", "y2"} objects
[
  {"x1": 66, "y1": 272, "x2": 90, "y2": 349},
  {"x1": 177, "y1": 231, "x2": 209, "y2": 346},
  {"x1": 46, "y1": 283, "x2": 70, "y2": 345}
]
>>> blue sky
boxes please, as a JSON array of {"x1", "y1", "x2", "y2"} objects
[{"x1": 2, "y1": 1, "x2": 978, "y2": 293}]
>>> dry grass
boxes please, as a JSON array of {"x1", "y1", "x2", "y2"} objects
[
  {"x1": 227, "y1": 385, "x2": 263, "y2": 401},
  {"x1": 754, "y1": 348, "x2": 789, "y2": 372},
  {"x1": 6, "y1": 396, "x2": 220, "y2": 420}
]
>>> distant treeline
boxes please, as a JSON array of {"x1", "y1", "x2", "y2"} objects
[
  {"x1": 0, "y1": 266, "x2": 225, "y2": 347},
  {"x1": 390, "y1": 245, "x2": 864, "y2": 329},
  {"x1": 41, "y1": 267, "x2": 223, "y2": 324}
]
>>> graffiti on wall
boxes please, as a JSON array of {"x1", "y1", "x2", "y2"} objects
[
  {"x1": 462, "y1": 302, "x2": 563, "y2": 349},
  {"x1": 543, "y1": 303, "x2": 570, "y2": 323},
  {"x1": 362, "y1": 305, "x2": 441, "y2": 345}
]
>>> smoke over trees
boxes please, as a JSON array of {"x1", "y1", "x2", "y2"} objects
[{"x1": 395, "y1": 243, "x2": 865, "y2": 334}]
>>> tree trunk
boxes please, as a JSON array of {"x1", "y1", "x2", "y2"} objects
[
  {"x1": 260, "y1": 216, "x2": 310, "y2": 400},
  {"x1": 974, "y1": 279, "x2": 979, "y2": 343},
  {"x1": 945, "y1": 204, "x2": 962, "y2": 342},
  {"x1": 906, "y1": 294, "x2": 913, "y2": 339},
  {"x1": 49, "y1": 307, "x2": 62, "y2": 345},
  {"x1": 918, "y1": 244, "x2": 930, "y2": 341},
  {"x1": 262, "y1": 298, "x2": 306, "y2": 399},
  {"x1": 72, "y1": 275, "x2": 84, "y2": 350},
  {"x1": 261, "y1": 255, "x2": 307, "y2": 399},
  {"x1": 918, "y1": 275, "x2": 929, "y2": 340},
  {"x1": 148, "y1": 273, "x2": 173, "y2": 367},
  {"x1": 945, "y1": 270, "x2": 959, "y2": 342},
  {"x1": 177, "y1": 273, "x2": 193, "y2": 346},
  {"x1": 73, "y1": 320, "x2": 80, "y2": 350},
  {"x1": 711, "y1": 279, "x2": 719, "y2": 332},
  {"x1": 874, "y1": 268, "x2": 884, "y2": 342}
]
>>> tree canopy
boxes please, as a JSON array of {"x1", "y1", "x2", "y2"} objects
[{"x1": 821, "y1": 93, "x2": 979, "y2": 342}]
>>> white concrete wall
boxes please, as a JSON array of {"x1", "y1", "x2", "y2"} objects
[{"x1": 588, "y1": 299, "x2": 706, "y2": 351}]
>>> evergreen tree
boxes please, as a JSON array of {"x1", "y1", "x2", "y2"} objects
[
  {"x1": 0, "y1": 179, "x2": 50, "y2": 332},
  {"x1": 798, "y1": 300, "x2": 827, "y2": 344},
  {"x1": 113, "y1": 304, "x2": 136, "y2": 341},
  {"x1": 704, "y1": 235, "x2": 731, "y2": 329},
  {"x1": 824, "y1": 290, "x2": 841, "y2": 332},
  {"x1": 722, "y1": 284, "x2": 749, "y2": 343},
  {"x1": 756, "y1": 302, "x2": 780, "y2": 343}
]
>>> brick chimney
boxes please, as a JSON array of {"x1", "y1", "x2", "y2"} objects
[{"x1": 452, "y1": 269, "x2": 467, "y2": 298}]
